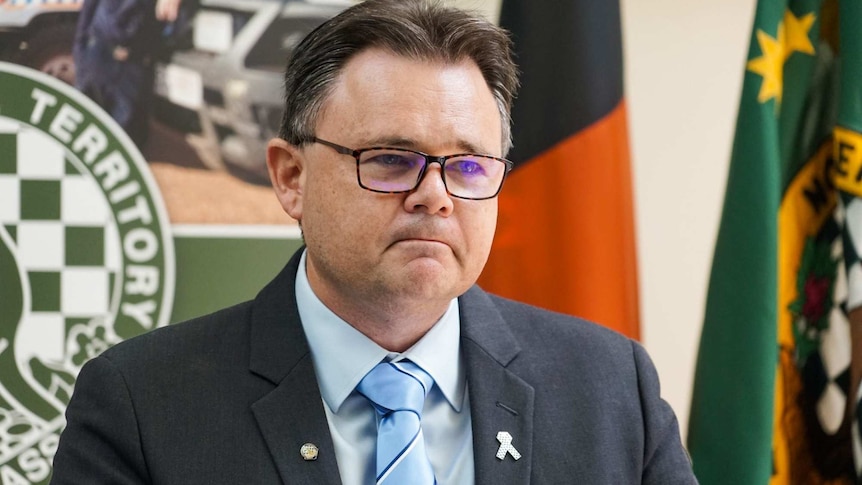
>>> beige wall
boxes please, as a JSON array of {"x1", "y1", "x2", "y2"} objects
[
  {"x1": 450, "y1": 0, "x2": 758, "y2": 437},
  {"x1": 622, "y1": 0, "x2": 756, "y2": 436}
]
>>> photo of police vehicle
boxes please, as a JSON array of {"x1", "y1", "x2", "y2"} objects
[
  {"x1": 0, "y1": 0, "x2": 348, "y2": 185},
  {"x1": 154, "y1": 0, "x2": 349, "y2": 184}
]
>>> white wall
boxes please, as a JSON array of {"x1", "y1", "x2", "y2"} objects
[
  {"x1": 450, "y1": 0, "x2": 758, "y2": 437},
  {"x1": 622, "y1": 0, "x2": 755, "y2": 435}
]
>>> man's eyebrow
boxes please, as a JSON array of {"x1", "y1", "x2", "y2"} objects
[
  {"x1": 364, "y1": 136, "x2": 418, "y2": 148},
  {"x1": 363, "y1": 137, "x2": 491, "y2": 155}
]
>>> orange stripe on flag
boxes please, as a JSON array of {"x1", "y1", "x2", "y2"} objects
[{"x1": 479, "y1": 100, "x2": 639, "y2": 339}]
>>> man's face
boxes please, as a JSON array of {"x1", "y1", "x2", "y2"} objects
[{"x1": 275, "y1": 48, "x2": 503, "y2": 313}]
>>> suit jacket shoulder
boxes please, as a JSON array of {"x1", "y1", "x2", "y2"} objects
[
  {"x1": 459, "y1": 287, "x2": 697, "y2": 484},
  {"x1": 52, "y1": 253, "x2": 342, "y2": 484}
]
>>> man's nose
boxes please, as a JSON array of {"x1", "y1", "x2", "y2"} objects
[{"x1": 403, "y1": 164, "x2": 454, "y2": 216}]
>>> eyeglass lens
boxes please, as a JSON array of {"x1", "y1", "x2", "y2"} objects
[{"x1": 358, "y1": 148, "x2": 507, "y2": 199}]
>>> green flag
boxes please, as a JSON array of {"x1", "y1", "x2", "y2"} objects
[{"x1": 688, "y1": 0, "x2": 862, "y2": 483}]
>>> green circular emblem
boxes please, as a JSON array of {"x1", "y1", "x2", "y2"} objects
[{"x1": 0, "y1": 62, "x2": 174, "y2": 483}]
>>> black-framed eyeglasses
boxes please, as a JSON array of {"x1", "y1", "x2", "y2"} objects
[{"x1": 311, "y1": 137, "x2": 513, "y2": 200}]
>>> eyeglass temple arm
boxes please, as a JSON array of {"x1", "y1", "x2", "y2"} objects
[{"x1": 311, "y1": 137, "x2": 356, "y2": 157}]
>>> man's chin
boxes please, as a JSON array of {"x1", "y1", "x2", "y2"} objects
[
  {"x1": 389, "y1": 263, "x2": 464, "y2": 300},
  {"x1": 400, "y1": 254, "x2": 451, "y2": 276}
]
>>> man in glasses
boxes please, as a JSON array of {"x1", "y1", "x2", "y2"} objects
[{"x1": 52, "y1": 0, "x2": 697, "y2": 483}]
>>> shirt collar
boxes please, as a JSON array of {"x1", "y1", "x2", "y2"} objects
[{"x1": 295, "y1": 250, "x2": 465, "y2": 413}]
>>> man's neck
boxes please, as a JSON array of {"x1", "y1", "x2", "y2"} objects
[
  {"x1": 314, "y1": 290, "x2": 450, "y2": 352},
  {"x1": 302, "y1": 251, "x2": 459, "y2": 352}
]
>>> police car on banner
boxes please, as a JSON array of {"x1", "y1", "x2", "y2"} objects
[
  {"x1": 154, "y1": 0, "x2": 348, "y2": 184},
  {"x1": 0, "y1": 0, "x2": 349, "y2": 185}
]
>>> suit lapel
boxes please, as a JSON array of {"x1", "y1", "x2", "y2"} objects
[
  {"x1": 460, "y1": 287, "x2": 534, "y2": 485},
  {"x1": 251, "y1": 356, "x2": 342, "y2": 484},
  {"x1": 248, "y1": 250, "x2": 342, "y2": 484}
]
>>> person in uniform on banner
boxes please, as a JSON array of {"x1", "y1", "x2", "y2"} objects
[
  {"x1": 51, "y1": 0, "x2": 698, "y2": 483},
  {"x1": 73, "y1": 0, "x2": 183, "y2": 148}
]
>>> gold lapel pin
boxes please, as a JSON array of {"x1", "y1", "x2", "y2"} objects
[{"x1": 300, "y1": 443, "x2": 319, "y2": 461}]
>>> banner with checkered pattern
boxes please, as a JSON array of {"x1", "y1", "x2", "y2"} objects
[
  {"x1": 0, "y1": 62, "x2": 175, "y2": 483},
  {"x1": 0, "y1": 0, "x2": 331, "y2": 479}
]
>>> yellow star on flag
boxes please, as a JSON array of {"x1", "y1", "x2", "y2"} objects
[
  {"x1": 747, "y1": 26, "x2": 785, "y2": 103},
  {"x1": 784, "y1": 11, "x2": 816, "y2": 56},
  {"x1": 746, "y1": 10, "x2": 817, "y2": 104}
]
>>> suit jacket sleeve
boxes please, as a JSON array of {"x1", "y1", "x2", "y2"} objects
[
  {"x1": 51, "y1": 355, "x2": 151, "y2": 484},
  {"x1": 633, "y1": 341, "x2": 697, "y2": 484}
]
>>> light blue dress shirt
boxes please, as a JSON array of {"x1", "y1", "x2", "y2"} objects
[{"x1": 295, "y1": 250, "x2": 475, "y2": 485}]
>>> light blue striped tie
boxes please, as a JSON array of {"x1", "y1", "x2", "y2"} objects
[{"x1": 357, "y1": 361, "x2": 436, "y2": 484}]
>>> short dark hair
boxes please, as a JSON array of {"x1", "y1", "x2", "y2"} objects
[{"x1": 278, "y1": 0, "x2": 519, "y2": 154}]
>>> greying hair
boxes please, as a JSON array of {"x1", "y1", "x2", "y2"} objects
[{"x1": 277, "y1": 0, "x2": 519, "y2": 155}]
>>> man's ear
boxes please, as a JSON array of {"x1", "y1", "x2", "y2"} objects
[{"x1": 266, "y1": 138, "x2": 305, "y2": 221}]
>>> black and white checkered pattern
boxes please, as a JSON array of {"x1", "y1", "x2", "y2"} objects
[
  {"x1": 0, "y1": 120, "x2": 121, "y2": 366},
  {"x1": 794, "y1": 201, "x2": 852, "y2": 439},
  {"x1": 0, "y1": 117, "x2": 122, "y2": 468},
  {"x1": 841, "y1": 194, "x2": 862, "y2": 479}
]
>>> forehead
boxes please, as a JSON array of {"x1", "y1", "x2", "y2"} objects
[{"x1": 316, "y1": 48, "x2": 503, "y2": 155}]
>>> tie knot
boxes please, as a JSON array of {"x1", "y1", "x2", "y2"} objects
[{"x1": 357, "y1": 361, "x2": 434, "y2": 416}]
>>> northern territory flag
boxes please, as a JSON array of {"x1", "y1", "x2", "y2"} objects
[
  {"x1": 688, "y1": 1, "x2": 862, "y2": 483},
  {"x1": 479, "y1": 1, "x2": 639, "y2": 338}
]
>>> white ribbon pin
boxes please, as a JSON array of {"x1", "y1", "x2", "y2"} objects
[{"x1": 495, "y1": 431, "x2": 521, "y2": 461}]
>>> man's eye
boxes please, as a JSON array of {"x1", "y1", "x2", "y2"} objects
[
  {"x1": 449, "y1": 159, "x2": 487, "y2": 176},
  {"x1": 367, "y1": 154, "x2": 416, "y2": 168}
]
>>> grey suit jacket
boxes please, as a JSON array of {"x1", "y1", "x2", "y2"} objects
[{"x1": 51, "y1": 249, "x2": 698, "y2": 484}]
